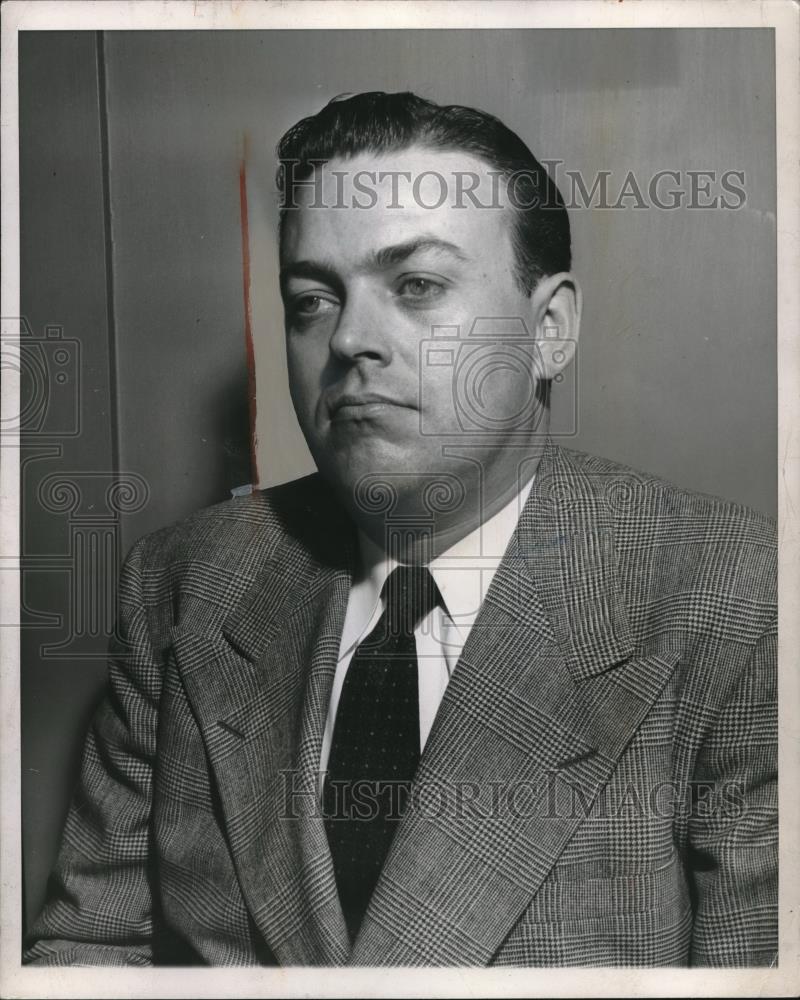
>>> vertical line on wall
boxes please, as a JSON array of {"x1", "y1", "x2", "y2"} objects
[
  {"x1": 238, "y1": 143, "x2": 260, "y2": 486},
  {"x1": 95, "y1": 31, "x2": 121, "y2": 482}
]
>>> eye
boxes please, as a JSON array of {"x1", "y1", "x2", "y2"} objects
[
  {"x1": 290, "y1": 294, "x2": 338, "y2": 318},
  {"x1": 397, "y1": 276, "x2": 446, "y2": 302}
]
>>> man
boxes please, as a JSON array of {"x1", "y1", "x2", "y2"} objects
[{"x1": 25, "y1": 92, "x2": 777, "y2": 967}]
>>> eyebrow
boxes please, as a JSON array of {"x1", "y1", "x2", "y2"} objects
[
  {"x1": 280, "y1": 235, "x2": 470, "y2": 293},
  {"x1": 369, "y1": 236, "x2": 470, "y2": 269},
  {"x1": 279, "y1": 260, "x2": 341, "y2": 296}
]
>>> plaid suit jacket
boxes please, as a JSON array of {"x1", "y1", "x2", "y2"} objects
[{"x1": 24, "y1": 443, "x2": 778, "y2": 967}]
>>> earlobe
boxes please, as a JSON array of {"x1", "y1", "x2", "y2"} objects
[{"x1": 530, "y1": 272, "x2": 582, "y2": 380}]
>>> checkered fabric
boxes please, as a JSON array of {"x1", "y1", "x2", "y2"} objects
[{"x1": 23, "y1": 442, "x2": 778, "y2": 967}]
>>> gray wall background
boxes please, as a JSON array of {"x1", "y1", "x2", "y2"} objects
[{"x1": 20, "y1": 28, "x2": 776, "y2": 932}]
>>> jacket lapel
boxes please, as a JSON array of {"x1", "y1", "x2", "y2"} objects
[
  {"x1": 171, "y1": 482, "x2": 355, "y2": 965},
  {"x1": 351, "y1": 443, "x2": 680, "y2": 965}
]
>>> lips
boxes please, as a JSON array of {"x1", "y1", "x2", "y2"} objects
[{"x1": 328, "y1": 392, "x2": 413, "y2": 422}]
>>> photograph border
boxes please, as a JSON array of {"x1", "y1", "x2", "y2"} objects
[{"x1": 1, "y1": 2, "x2": 797, "y2": 997}]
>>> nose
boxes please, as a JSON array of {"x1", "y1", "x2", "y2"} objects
[{"x1": 329, "y1": 287, "x2": 390, "y2": 365}]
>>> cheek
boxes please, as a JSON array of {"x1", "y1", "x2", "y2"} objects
[{"x1": 286, "y1": 341, "x2": 320, "y2": 419}]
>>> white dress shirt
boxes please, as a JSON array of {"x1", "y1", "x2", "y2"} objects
[{"x1": 320, "y1": 475, "x2": 535, "y2": 771}]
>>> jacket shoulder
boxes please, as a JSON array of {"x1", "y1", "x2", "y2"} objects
[
  {"x1": 134, "y1": 473, "x2": 329, "y2": 571},
  {"x1": 124, "y1": 473, "x2": 347, "y2": 640},
  {"x1": 558, "y1": 445, "x2": 775, "y2": 540},
  {"x1": 556, "y1": 446, "x2": 777, "y2": 617}
]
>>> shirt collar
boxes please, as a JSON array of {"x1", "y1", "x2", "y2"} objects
[{"x1": 428, "y1": 473, "x2": 535, "y2": 631}]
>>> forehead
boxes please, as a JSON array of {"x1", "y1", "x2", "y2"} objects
[{"x1": 281, "y1": 146, "x2": 515, "y2": 265}]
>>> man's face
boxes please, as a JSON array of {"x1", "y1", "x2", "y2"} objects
[{"x1": 280, "y1": 146, "x2": 545, "y2": 516}]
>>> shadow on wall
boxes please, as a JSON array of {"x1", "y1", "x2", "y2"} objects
[{"x1": 213, "y1": 364, "x2": 255, "y2": 496}]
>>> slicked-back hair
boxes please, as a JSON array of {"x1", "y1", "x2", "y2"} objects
[{"x1": 276, "y1": 91, "x2": 571, "y2": 293}]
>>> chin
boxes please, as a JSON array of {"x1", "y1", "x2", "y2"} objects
[{"x1": 316, "y1": 438, "x2": 424, "y2": 497}]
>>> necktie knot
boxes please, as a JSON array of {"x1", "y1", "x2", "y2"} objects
[{"x1": 382, "y1": 564, "x2": 440, "y2": 634}]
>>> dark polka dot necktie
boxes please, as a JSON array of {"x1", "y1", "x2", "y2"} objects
[{"x1": 323, "y1": 564, "x2": 440, "y2": 941}]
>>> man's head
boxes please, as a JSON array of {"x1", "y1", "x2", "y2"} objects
[{"x1": 276, "y1": 92, "x2": 581, "y2": 550}]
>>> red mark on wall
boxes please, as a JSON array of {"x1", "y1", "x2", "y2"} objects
[{"x1": 239, "y1": 154, "x2": 260, "y2": 486}]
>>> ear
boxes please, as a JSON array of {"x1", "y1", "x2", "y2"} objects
[{"x1": 528, "y1": 272, "x2": 582, "y2": 379}]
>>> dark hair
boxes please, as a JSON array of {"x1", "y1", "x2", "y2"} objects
[{"x1": 276, "y1": 91, "x2": 571, "y2": 293}]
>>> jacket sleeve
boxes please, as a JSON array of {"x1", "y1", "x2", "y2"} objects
[
  {"x1": 688, "y1": 616, "x2": 778, "y2": 967},
  {"x1": 23, "y1": 539, "x2": 162, "y2": 966}
]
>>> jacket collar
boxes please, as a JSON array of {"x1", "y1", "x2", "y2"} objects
[
  {"x1": 171, "y1": 475, "x2": 356, "y2": 964},
  {"x1": 513, "y1": 439, "x2": 636, "y2": 680}
]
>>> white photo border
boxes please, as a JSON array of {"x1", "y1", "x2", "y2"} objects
[{"x1": 1, "y1": 2, "x2": 797, "y2": 997}]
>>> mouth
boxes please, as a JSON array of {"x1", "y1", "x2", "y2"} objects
[{"x1": 329, "y1": 393, "x2": 415, "y2": 423}]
